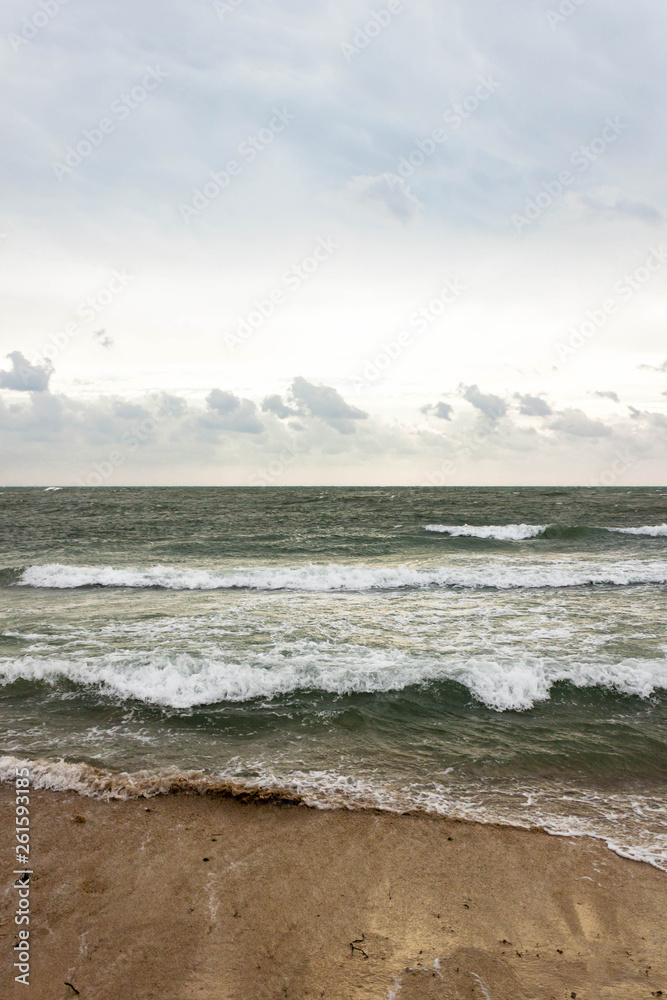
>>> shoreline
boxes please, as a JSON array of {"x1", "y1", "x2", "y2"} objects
[
  {"x1": 2, "y1": 784, "x2": 665, "y2": 999},
  {"x1": 2, "y1": 755, "x2": 666, "y2": 873}
]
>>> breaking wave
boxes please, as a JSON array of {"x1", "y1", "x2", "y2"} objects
[
  {"x1": 610, "y1": 524, "x2": 667, "y2": 537},
  {"x1": 424, "y1": 523, "x2": 547, "y2": 540},
  {"x1": 1, "y1": 645, "x2": 665, "y2": 712},
  {"x1": 424, "y1": 523, "x2": 667, "y2": 540},
  {"x1": 11, "y1": 559, "x2": 667, "y2": 592}
]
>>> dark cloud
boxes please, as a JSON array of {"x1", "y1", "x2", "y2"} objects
[
  {"x1": 0, "y1": 352, "x2": 53, "y2": 392},
  {"x1": 515, "y1": 393, "x2": 552, "y2": 416},
  {"x1": 290, "y1": 376, "x2": 368, "y2": 433},
  {"x1": 421, "y1": 401, "x2": 453, "y2": 421},
  {"x1": 550, "y1": 409, "x2": 611, "y2": 438},
  {"x1": 262, "y1": 394, "x2": 297, "y2": 419},
  {"x1": 592, "y1": 390, "x2": 620, "y2": 403},
  {"x1": 204, "y1": 389, "x2": 264, "y2": 434},
  {"x1": 462, "y1": 384, "x2": 507, "y2": 420}
]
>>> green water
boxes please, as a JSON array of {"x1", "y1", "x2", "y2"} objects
[{"x1": 1, "y1": 487, "x2": 665, "y2": 866}]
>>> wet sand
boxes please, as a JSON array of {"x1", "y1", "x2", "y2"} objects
[{"x1": 1, "y1": 785, "x2": 665, "y2": 1000}]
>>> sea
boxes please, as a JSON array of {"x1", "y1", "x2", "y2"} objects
[{"x1": 1, "y1": 486, "x2": 665, "y2": 869}]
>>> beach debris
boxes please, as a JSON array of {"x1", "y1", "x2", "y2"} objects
[
  {"x1": 64, "y1": 983, "x2": 80, "y2": 995},
  {"x1": 72, "y1": 815, "x2": 86, "y2": 824},
  {"x1": 350, "y1": 934, "x2": 369, "y2": 959}
]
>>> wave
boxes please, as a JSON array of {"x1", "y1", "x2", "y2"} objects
[
  {"x1": 1, "y1": 756, "x2": 665, "y2": 871},
  {"x1": 610, "y1": 525, "x2": 667, "y2": 537},
  {"x1": 425, "y1": 523, "x2": 667, "y2": 540},
  {"x1": 424, "y1": 523, "x2": 546, "y2": 540},
  {"x1": 11, "y1": 559, "x2": 667, "y2": 592},
  {"x1": 1, "y1": 645, "x2": 665, "y2": 711}
]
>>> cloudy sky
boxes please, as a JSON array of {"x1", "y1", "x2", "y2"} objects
[{"x1": 0, "y1": 0, "x2": 665, "y2": 485}]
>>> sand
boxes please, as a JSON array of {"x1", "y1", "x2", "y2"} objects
[{"x1": 1, "y1": 785, "x2": 665, "y2": 1000}]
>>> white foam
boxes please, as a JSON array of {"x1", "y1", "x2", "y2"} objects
[
  {"x1": 424, "y1": 523, "x2": 547, "y2": 540},
  {"x1": 1, "y1": 645, "x2": 665, "y2": 711},
  {"x1": 1, "y1": 756, "x2": 665, "y2": 871},
  {"x1": 610, "y1": 524, "x2": 667, "y2": 537},
  {"x1": 15, "y1": 559, "x2": 667, "y2": 592}
]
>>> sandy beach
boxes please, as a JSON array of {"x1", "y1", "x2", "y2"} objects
[{"x1": 1, "y1": 785, "x2": 665, "y2": 1000}]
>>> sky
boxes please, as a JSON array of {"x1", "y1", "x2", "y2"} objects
[{"x1": 0, "y1": 0, "x2": 665, "y2": 486}]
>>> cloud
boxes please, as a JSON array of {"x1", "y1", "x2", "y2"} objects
[
  {"x1": 639, "y1": 360, "x2": 667, "y2": 372},
  {"x1": 262, "y1": 394, "x2": 297, "y2": 419},
  {"x1": 592, "y1": 390, "x2": 620, "y2": 403},
  {"x1": 575, "y1": 187, "x2": 662, "y2": 224},
  {"x1": 421, "y1": 401, "x2": 453, "y2": 420},
  {"x1": 462, "y1": 384, "x2": 507, "y2": 420},
  {"x1": 0, "y1": 352, "x2": 53, "y2": 392},
  {"x1": 346, "y1": 173, "x2": 423, "y2": 223},
  {"x1": 290, "y1": 376, "x2": 368, "y2": 433},
  {"x1": 515, "y1": 393, "x2": 552, "y2": 416},
  {"x1": 626, "y1": 406, "x2": 667, "y2": 429},
  {"x1": 93, "y1": 329, "x2": 114, "y2": 349},
  {"x1": 550, "y1": 409, "x2": 612, "y2": 438},
  {"x1": 1, "y1": 382, "x2": 666, "y2": 486},
  {"x1": 204, "y1": 389, "x2": 264, "y2": 434}
]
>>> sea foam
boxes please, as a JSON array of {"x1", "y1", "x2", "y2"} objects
[
  {"x1": 1, "y1": 755, "x2": 665, "y2": 871},
  {"x1": 424, "y1": 523, "x2": 547, "y2": 540},
  {"x1": 610, "y1": 524, "x2": 667, "y2": 537},
  {"x1": 1, "y1": 645, "x2": 665, "y2": 711},
  {"x1": 14, "y1": 559, "x2": 667, "y2": 592}
]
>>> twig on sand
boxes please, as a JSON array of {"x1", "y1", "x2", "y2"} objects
[
  {"x1": 64, "y1": 983, "x2": 80, "y2": 995},
  {"x1": 350, "y1": 934, "x2": 369, "y2": 959}
]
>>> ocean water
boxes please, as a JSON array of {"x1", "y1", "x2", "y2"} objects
[{"x1": 1, "y1": 487, "x2": 666, "y2": 868}]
